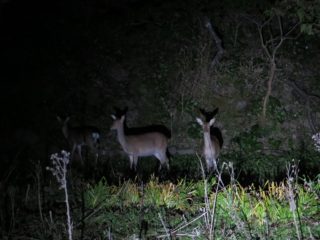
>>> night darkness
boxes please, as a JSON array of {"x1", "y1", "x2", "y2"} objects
[{"x1": 1, "y1": 0, "x2": 320, "y2": 239}]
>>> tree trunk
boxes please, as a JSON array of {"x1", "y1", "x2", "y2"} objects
[{"x1": 261, "y1": 60, "x2": 276, "y2": 123}]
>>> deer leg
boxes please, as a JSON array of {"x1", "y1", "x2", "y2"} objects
[
  {"x1": 163, "y1": 151, "x2": 170, "y2": 170},
  {"x1": 133, "y1": 156, "x2": 138, "y2": 171},
  {"x1": 212, "y1": 158, "x2": 217, "y2": 172},
  {"x1": 206, "y1": 157, "x2": 213, "y2": 173},
  {"x1": 157, "y1": 162, "x2": 162, "y2": 171},
  {"x1": 71, "y1": 144, "x2": 77, "y2": 161},
  {"x1": 94, "y1": 142, "x2": 100, "y2": 166},
  {"x1": 77, "y1": 145, "x2": 83, "y2": 164},
  {"x1": 94, "y1": 136, "x2": 100, "y2": 151},
  {"x1": 129, "y1": 155, "x2": 134, "y2": 169},
  {"x1": 155, "y1": 153, "x2": 161, "y2": 171},
  {"x1": 165, "y1": 160, "x2": 170, "y2": 170},
  {"x1": 87, "y1": 138, "x2": 99, "y2": 167},
  {"x1": 155, "y1": 152, "x2": 169, "y2": 171},
  {"x1": 94, "y1": 153, "x2": 99, "y2": 167}
]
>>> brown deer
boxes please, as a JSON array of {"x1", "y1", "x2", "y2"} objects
[
  {"x1": 196, "y1": 108, "x2": 223, "y2": 172},
  {"x1": 57, "y1": 116, "x2": 100, "y2": 164},
  {"x1": 110, "y1": 112, "x2": 170, "y2": 171}
]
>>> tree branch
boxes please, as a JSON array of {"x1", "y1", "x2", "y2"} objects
[
  {"x1": 203, "y1": 16, "x2": 224, "y2": 69},
  {"x1": 246, "y1": 13, "x2": 301, "y2": 122}
]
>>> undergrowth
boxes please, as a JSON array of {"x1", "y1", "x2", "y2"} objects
[
  {"x1": 2, "y1": 156, "x2": 320, "y2": 240},
  {"x1": 83, "y1": 171, "x2": 320, "y2": 239}
]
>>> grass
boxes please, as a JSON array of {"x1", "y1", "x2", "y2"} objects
[
  {"x1": 83, "y1": 172, "x2": 320, "y2": 239},
  {"x1": 2, "y1": 157, "x2": 320, "y2": 240}
]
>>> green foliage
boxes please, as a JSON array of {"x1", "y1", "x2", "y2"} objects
[
  {"x1": 267, "y1": 96, "x2": 287, "y2": 123},
  {"x1": 188, "y1": 120, "x2": 202, "y2": 139},
  {"x1": 85, "y1": 177, "x2": 110, "y2": 209},
  {"x1": 265, "y1": 0, "x2": 320, "y2": 35},
  {"x1": 230, "y1": 124, "x2": 288, "y2": 182},
  {"x1": 82, "y1": 176, "x2": 320, "y2": 239},
  {"x1": 176, "y1": 96, "x2": 199, "y2": 115},
  {"x1": 296, "y1": 0, "x2": 320, "y2": 35},
  {"x1": 4, "y1": 164, "x2": 320, "y2": 239},
  {"x1": 169, "y1": 155, "x2": 202, "y2": 179},
  {"x1": 250, "y1": 96, "x2": 287, "y2": 123},
  {"x1": 301, "y1": 23, "x2": 314, "y2": 35},
  {"x1": 233, "y1": 124, "x2": 263, "y2": 152},
  {"x1": 226, "y1": 95, "x2": 296, "y2": 182}
]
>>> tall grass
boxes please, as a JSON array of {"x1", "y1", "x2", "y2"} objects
[{"x1": 83, "y1": 163, "x2": 320, "y2": 239}]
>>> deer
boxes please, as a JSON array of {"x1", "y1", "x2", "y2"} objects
[
  {"x1": 57, "y1": 116, "x2": 100, "y2": 164},
  {"x1": 196, "y1": 107, "x2": 223, "y2": 173},
  {"x1": 110, "y1": 111, "x2": 170, "y2": 171}
]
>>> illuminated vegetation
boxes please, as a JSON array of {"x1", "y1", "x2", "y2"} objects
[{"x1": 81, "y1": 169, "x2": 320, "y2": 239}]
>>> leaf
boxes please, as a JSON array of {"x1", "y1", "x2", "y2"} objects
[{"x1": 301, "y1": 23, "x2": 314, "y2": 35}]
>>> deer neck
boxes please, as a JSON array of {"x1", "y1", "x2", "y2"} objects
[
  {"x1": 116, "y1": 123, "x2": 129, "y2": 152},
  {"x1": 203, "y1": 131, "x2": 214, "y2": 153},
  {"x1": 62, "y1": 124, "x2": 69, "y2": 139}
]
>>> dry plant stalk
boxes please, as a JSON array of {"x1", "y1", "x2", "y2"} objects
[
  {"x1": 47, "y1": 150, "x2": 73, "y2": 240},
  {"x1": 286, "y1": 161, "x2": 303, "y2": 240}
]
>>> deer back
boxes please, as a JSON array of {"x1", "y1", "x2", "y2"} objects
[
  {"x1": 110, "y1": 114, "x2": 168, "y2": 156},
  {"x1": 57, "y1": 116, "x2": 100, "y2": 149}
]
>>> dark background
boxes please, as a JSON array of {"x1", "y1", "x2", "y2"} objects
[{"x1": 1, "y1": 0, "x2": 320, "y2": 183}]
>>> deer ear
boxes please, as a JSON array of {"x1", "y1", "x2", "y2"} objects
[
  {"x1": 196, "y1": 117, "x2": 203, "y2": 126},
  {"x1": 120, "y1": 115, "x2": 126, "y2": 122},
  {"x1": 209, "y1": 118, "x2": 216, "y2": 126},
  {"x1": 111, "y1": 114, "x2": 116, "y2": 120},
  {"x1": 57, "y1": 116, "x2": 62, "y2": 123}
]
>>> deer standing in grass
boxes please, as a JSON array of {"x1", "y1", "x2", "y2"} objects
[
  {"x1": 196, "y1": 108, "x2": 223, "y2": 172},
  {"x1": 110, "y1": 112, "x2": 170, "y2": 171},
  {"x1": 57, "y1": 116, "x2": 100, "y2": 164}
]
